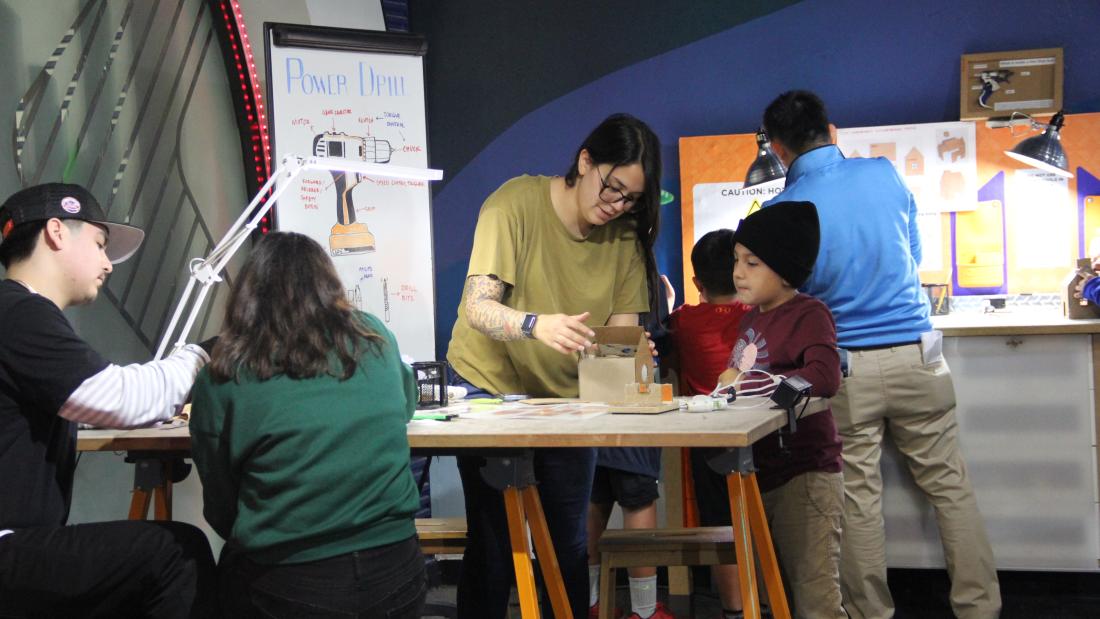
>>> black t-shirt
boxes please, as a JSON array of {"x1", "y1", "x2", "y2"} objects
[{"x1": 0, "y1": 280, "x2": 109, "y2": 528}]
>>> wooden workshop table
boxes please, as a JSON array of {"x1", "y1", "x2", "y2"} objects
[{"x1": 79, "y1": 407, "x2": 789, "y2": 619}]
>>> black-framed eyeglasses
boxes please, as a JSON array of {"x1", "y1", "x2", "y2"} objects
[{"x1": 594, "y1": 165, "x2": 640, "y2": 209}]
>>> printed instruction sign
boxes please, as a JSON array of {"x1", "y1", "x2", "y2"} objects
[{"x1": 692, "y1": 178, "x2": 785, "y2": 242}]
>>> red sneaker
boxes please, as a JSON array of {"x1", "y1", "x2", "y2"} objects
[{"x1": 625, "y1": 602, "x2": 676, "y2": 619}]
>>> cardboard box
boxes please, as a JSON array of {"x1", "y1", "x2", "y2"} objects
[{"x1": 579, "y1": 326, "x2": 654, "y2": 403}]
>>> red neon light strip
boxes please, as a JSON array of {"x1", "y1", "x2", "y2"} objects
[{"x1": 216, "y1": 0, "x2": 273, "y2": 233}]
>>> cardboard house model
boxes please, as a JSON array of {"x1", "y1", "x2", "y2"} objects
[
  {"x1": 904, "y1": 147, "x2": 924, "y2": 176},
  {"x1": 578, "y1": 326, "x2": 674, "y2": 413}
]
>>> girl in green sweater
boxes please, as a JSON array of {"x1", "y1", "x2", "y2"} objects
[{"x1": 190, "y1": 231, "x2": 425, "y2": 618}]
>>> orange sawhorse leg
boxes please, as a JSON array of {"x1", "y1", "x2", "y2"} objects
[
  {"x1": 726, "y1": 472, "x2": 762, "y2": 619},
  {"x1": 124, "y1": 452, "x2": 191, "y2": 520},
  {"x1": 745, "y1": 472, "x2": 791, "y2": 619},
  {"x1": 522, "y1": 486, "x2": 572, "y2": 619},
  {"x1": 126, "y1": 456, "x2": 175, "y2": 520},
  {"x1": 128, "y1": 482, "x2": 173, "y2": 520},
  {"x1": 483, "y1": 453, "x2": 574, "y2": 619},
  {"x1": 153, "y1": 472, "x2": 173, "y2": 520},
  {"x1": 710, "y1": 447, "x2": 791, "y2": 619},
  {"x1": 128, "y1": 488, "x2": 154, "y2": 520},
  {"x1": 504, "y1": 486, "x2": 542, "y2": 619}
]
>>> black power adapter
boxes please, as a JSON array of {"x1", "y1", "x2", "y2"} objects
[
  {"x1": 770, "y1": 375, "x2": 812, "y2": 413},
  {"x1": 770, "y1": 376, "x2": 812, "y2": 454}
]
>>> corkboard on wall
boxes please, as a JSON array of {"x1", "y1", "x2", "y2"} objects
[{"x1": 960, "y1": 48, "x2": 1063, "y2": 121}]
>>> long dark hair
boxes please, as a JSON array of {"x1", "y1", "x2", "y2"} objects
[
  {"x1": 564, "y1": 113, "x2": 663, "y2": 316},
  {"x1": 208, "y1": 231, "x2": 382, "y2": 383}
]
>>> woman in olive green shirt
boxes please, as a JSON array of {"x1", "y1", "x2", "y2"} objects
[{"x1": 446, "y1": 113, "x2": 663, "y2": 619}]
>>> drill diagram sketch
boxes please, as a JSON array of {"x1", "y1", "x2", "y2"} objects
[
  {"x1": 312, "y1": 130, "x2": 395, "y2": 256},
  {"x1": 267, "y1": 38, "x2": 436, "y2": 360}
]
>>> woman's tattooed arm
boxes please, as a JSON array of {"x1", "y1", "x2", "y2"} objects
[{"x1": 463, "y1": 275, "x2": 525, "y2": 340}]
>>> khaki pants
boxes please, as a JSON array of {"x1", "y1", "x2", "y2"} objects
[
  {"x1": 762, "y1": 471, "x2": 846, "y2": 619},
  {"x1": 833, "y1": 343, "x2": 1000, "y2": 619}
]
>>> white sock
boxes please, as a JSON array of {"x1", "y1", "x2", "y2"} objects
[
  {"x1": 628, "y1": 575, "x2": 658, "y2": 618},
  {"x1": 589, "y1": 564, "x2": 601, "y2": 608}
]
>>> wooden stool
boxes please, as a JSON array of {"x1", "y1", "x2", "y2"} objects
[
  {"x1": 596, "y1": 526, "x2": 739, "y2": 619},
  {"x1": 416, "y1": 517, "x2": 468, "y2": 555},
  {"x1": 416, "y1": 518, "x2": 467, "y2": 619}
]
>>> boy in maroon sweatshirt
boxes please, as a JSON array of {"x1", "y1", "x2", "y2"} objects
[{"x1": 693, "y1": 201, "x2": 845, "y2": 619}]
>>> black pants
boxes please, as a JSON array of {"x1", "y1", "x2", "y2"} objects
[
  {"x1": 0, "y1": 520, "x2": 218, "y2": 618},
  {"x1": 218, "y1": 535, "x2": 427, "y2": 618}
]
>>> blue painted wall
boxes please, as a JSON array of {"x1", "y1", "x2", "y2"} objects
[{"x1": 423, "y1": 0, "x2": 1100, "y2": 361}]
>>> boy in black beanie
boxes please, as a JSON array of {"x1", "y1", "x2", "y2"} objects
[{"x1": 693, "y1": 201, "x2": 846, "y2": 619}]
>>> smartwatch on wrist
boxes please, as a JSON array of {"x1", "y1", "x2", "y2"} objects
[{"x1": 521, "y1": 313, "x2": 538, "y2": 339}]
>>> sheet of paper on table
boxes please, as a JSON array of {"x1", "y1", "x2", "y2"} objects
[{"x1": 455, "y1": 402, "x2": 611, "y2": 421}]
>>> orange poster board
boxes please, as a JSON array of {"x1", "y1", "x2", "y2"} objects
[{"x1": 678, "y1": 134, "x2": 757, "y2": 305}]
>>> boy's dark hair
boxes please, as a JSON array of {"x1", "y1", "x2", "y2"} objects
[
  {"x1": 0, "y1": 221, "x2": 48, "y2": 268},
  {"x1": 763, "y1": 90, "x2": 831, "y2": 155},
  {"x1": 691, "y1": 228, "x2": 736, "y2": 296}
]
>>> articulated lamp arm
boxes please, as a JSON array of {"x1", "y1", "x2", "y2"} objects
[{"x1": 154, "y1": 154, "x2": 442, "y2": 360}]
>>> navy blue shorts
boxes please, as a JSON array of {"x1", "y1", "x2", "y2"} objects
[{"x1": 590, "y1": 465, "x2": 659, "y2": 509}]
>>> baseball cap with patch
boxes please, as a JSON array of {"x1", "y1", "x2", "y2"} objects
[{"x1": 0, "y1": 183, "x2": 144, "y2": 263}]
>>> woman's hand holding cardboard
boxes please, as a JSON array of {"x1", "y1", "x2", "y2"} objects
[{"x1": 533, "y1": 312, "x2": 595, "y2": 354}]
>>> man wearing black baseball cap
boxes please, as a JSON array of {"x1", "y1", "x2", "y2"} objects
[{"x1": 0, "y1": 183, "x2": 217, "y2": 617}]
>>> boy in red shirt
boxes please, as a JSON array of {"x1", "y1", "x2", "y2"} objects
[
  {"x1": 692, "y1": 202, "x2": 845, "y2": 619},
  {"x1": 666, "y1": 229, "x2": 749, "y2": 617},
  {"x1": 667, "y1": 229, "x2": 750, "y2": 397}
]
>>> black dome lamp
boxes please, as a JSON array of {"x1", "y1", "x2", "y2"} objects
[
  {"x1": 744, "y1": 129, "x2": 787, "y2": 188},
  {"x1": 1003, "y1": 110, "x2": 1073, "y2": 178}
]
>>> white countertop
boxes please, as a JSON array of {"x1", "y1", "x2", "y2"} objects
[{"x1": 932, "y1": 311, "x2": 1100, "y2": 336}]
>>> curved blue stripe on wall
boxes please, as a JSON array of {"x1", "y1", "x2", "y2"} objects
[{"x1": 432, "y1": 0, "x2": 1100, "y2": 360}]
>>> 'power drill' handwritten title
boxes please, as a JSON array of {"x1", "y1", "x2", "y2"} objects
[{"x1": 284, "y1": 57, "x2": 408, "y2": 97}]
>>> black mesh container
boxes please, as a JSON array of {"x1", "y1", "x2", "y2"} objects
[{"x1": 412, "y1": 361, "x2": 448, "y2": 409}]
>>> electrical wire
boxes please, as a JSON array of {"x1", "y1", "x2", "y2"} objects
[
  {"x1": 797, "y1": 396, "x2": 811, "y2": 420},
  {"x1": 708, "y1": 368, "x2": 790, "y2": 410},
  {"x1": 710, "y1": 368, "x2": 786, "y2": 398}
]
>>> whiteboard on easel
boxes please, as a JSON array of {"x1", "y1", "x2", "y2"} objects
[{"x1": 265, "y1": 24, "x2": 436, "y2": 361}]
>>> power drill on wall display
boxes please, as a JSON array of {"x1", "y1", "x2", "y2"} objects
[
  {"x1": 977, "y1": 69, "x2": 1013, "y2": 109},
  {"x1": 312, "y1": 131, "x2": 395, "y2": 256}
]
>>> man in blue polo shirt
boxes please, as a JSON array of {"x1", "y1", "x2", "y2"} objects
[{"x1": 761, "y1": 91, "x2": 1000, "y2": 619}]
